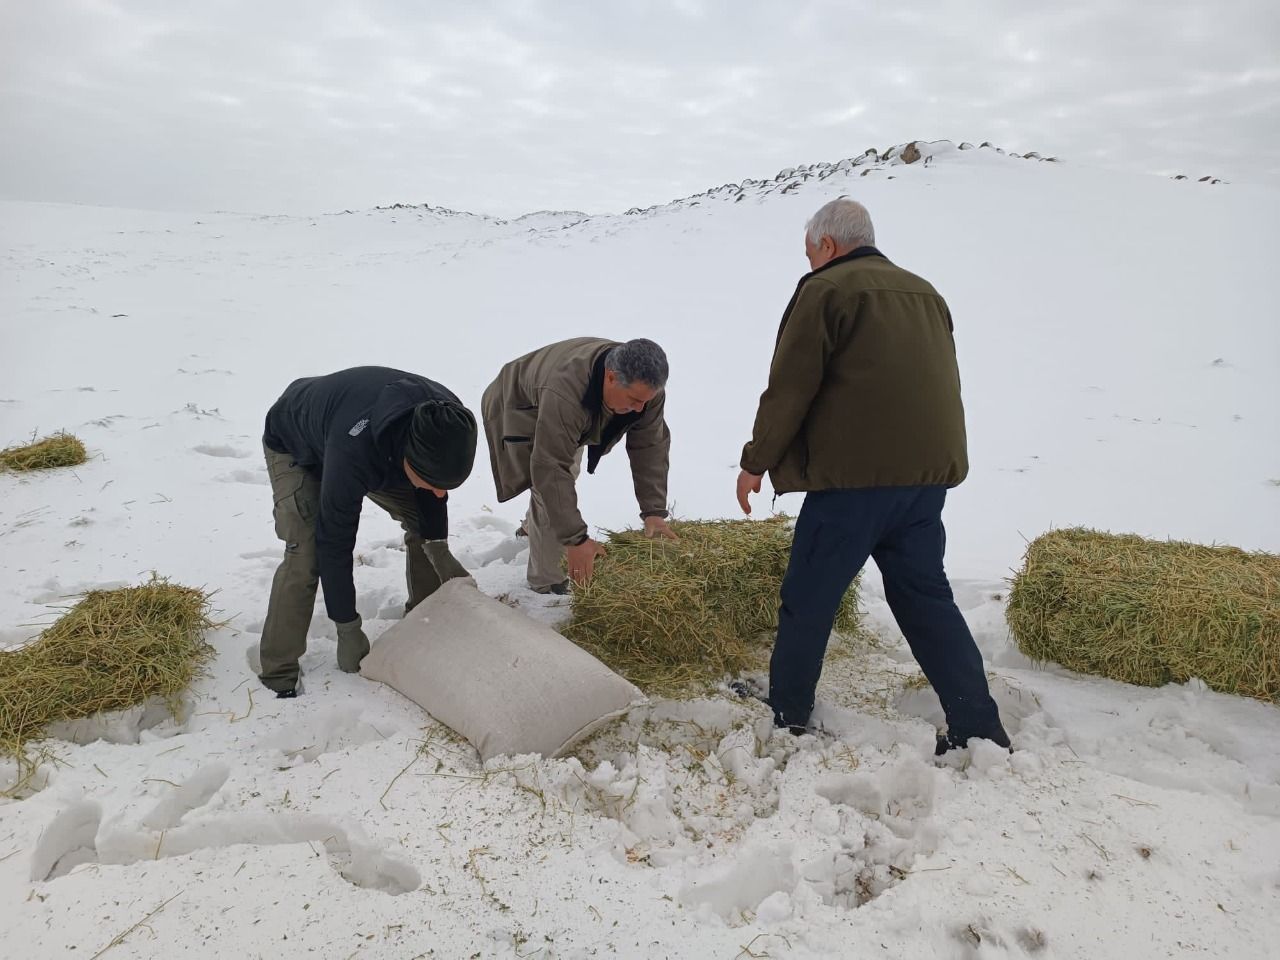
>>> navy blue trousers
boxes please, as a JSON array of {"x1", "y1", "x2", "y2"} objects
[{"x1": 769, "y1": 486, "x2": 1007, "y2": 744}]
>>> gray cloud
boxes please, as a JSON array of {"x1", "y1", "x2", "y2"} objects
[{"x1": 1, "y1": 0, "x2": 1276, "y2": 215}]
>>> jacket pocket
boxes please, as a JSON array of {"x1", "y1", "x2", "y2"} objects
[{"x1": 501, "y1": 405, "x2": 538, "y2": 445}]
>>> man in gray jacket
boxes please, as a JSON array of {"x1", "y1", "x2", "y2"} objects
[{"x1": 482, "y1": 337, "x2": 675, "y2": 593}]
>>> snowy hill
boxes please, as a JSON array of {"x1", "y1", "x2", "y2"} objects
[{"x1": 1, "y1": 145, "x2": 1278, "y2": 958}]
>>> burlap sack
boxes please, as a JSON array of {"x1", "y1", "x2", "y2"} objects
[{"x1": 361, "y1": 579, "x2": 643, "y2": 761}]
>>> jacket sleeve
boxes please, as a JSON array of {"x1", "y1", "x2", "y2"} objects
[
  {"x1": 530, "y1": 388, "x2": 590, "y2": 546},
  {"x1": 314, "y1": 446, "x2": 368, "y2": 624},
  {"x1": 626, "y1": 390, "x2": 671, "y2": 518},
  {"x1": 740, "y1": 278, "x2": 843, "y2": 475},
  {"x1": 413, "y1": 489, "x2": 449, "y2": 541}
]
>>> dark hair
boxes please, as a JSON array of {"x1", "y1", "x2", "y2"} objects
[{"x1": 605, "y1": 338, "x2": 669, "y2": 388}]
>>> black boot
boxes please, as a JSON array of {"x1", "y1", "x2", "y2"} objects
[
  {"x1": 532, "y1": 579, "x2": 570, "y2": 596},
  {"x1": 935, "y1": 727, "x2": 1012, "y2": 756}
]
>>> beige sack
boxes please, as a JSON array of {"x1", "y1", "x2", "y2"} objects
[{"x1": 361, "y1": 579, "x2": 644, "y2": 761}]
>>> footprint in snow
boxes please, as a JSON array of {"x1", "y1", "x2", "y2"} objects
[
  {"x1": 264, "y1": 706, "x2": 396, "y2": 763},
  {"x1": 139, "y1": 763, "x2": 231, "y2": 831},
  {"x1": 193, "y1": 443, "x2": 251, "y2": 459},
  {"x1": 474, "y1": 537, "x2": 529, "y2": 567},
  {"x1": 216, "y1": 469, "x2": 268, "y2": 485},
  {"x1": 29, "y1": 579, "x2": 130, "y2": 604},
  {"x1": 29, "y1": 801, "x2": 101, "y2": 881},
  {"x1": 29, "y1": 765, "x2": 419, "y2": 894},
  {"x1": 239, "y1": 547, "x2": 279, "y2": 561}
]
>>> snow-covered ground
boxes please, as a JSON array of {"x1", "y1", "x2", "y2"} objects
[{"x1": 1, "y1": 143, "x2": 1278, "y2": 958}]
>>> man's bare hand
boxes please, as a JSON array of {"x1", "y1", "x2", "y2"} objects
[
  {"x1": 566, "y1": 537, "x2": 607, "y2": 586},
  {"x1": 643, "y1": 516, "x2": 678, "y2": 541},
  {"x1": 736, "y1": 469, "x2": 763, "y2": 515}
]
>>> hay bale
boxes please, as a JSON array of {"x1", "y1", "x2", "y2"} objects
[
  {"x1": 0, "y1": 431, "x2": 87, "y2": 471},
  {"x1": 1006, "y1": 528, "x2": 1279, "y2": 701},
  {"x1": 565, "y1": 517, "x2": 861, "y2": 692},
  {"x1": 0, "y1": 579, "x2": 215, "y2": 774}
]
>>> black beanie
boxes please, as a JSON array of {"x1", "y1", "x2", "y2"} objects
[{"x1": 402, "y1": 400, "x2": 477, "y2": 490}]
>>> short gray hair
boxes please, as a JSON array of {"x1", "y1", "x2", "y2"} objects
[
  {"x1": 805, "y1": 198, "x2": 875, "y2": 249},
  {"x1": 605, "y1": 338, "x2": 668, "y2": 388}
]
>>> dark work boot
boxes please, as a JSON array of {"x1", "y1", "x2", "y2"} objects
[
  {"x1": 772, "y1": 707, "x2": 810, "y2": 738},
  {"x1": 532, "y1": 579, "x2": 570, "y2": 596},
  {"x1": 259, "y1": 671, "x2": 303, "y2": 700},
  {"x1": 936, "y1": 726, "x2": 1012, "y2": 756}
]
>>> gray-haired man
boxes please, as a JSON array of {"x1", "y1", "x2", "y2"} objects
[
  {"x1": 738, "y1": 198, "x2": 1009, "y2": 754},
  {"x1": 482, "y1": 337, "x2": 675, "y2": 592}
]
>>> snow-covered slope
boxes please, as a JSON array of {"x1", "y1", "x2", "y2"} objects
[{"x1": 1, "y1": 145, "x2": 1278, "y2": 959}]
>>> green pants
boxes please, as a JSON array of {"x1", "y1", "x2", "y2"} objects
[{"x1": 259, "y1": 443, "x2": 442, "y2": 691}]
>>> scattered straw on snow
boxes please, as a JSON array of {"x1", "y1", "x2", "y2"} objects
[
  {"x1": 0, "y1": 431, "x2": 88, "y2": 471},
  {"x1": 0, "y1": 578, "x2": 215, "y2": 791},
  {"x1": 1006, "y1": 527, "x2": 1279, "y2": 701},
  {"x1": 565, "y1": 517, "x2": 861, "y2": 692}
]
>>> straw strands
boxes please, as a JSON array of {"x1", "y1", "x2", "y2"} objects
[
  {"x1": 565, "y1": 517, "x2": 861, "y2": 692},
  {"x1": 0, "y1": 579, "x2": 215, "y2": 779},
  {"x1": 1006, "y1": 528, "x2": 1279, "y2": 701},
  {"x1": 0, "y1": 431, "x2": 88, "y2": 471}
]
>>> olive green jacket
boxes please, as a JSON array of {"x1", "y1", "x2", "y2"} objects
[
  {"x1": 482, "y1": 337, "x2": 670, "y2": 545},
  {"x1": 741, "y1": 248, "x2": 968, "y2": 492}
]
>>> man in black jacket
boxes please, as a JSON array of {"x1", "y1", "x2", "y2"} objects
[{"x1": 259, "y1": 366, "x2": 478, "y2": 697}]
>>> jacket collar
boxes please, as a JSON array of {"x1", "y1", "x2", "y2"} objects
[
  {"x1": 807, "y1": 245, "x2": 887, "y2": 279},
  {"x1": 581, "y1": 348, "x2": 610, "y2": 414},
  {"x1": 771, "y1": 246, "x2": 889, "y2": 350},
  {"x1": 583, "y1": 347, "x2": 644, "y2": 475}
]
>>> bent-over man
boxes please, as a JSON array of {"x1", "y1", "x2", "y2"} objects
[
  {"x1": 260, "y1": 366, "x2": 476, "y2": 697},
  {"x1": 482, "y1": 337, "x2": 675, "y2": 593}
]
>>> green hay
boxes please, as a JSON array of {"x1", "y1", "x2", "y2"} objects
[
  {"x1": 0, "y1": 579, "x2": 216, "y2": 786},
  {"x1": 565, "y1": 517, "x2": 862, "y2": 693},
  {"x1": 1006, "y1": 527, "x2": 1279, "y2": 701},
  {"x1": 0, "y1": 431, "x2": 88, "y2": 471}
]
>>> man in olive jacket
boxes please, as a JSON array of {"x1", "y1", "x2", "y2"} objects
[
  {"x1": 482, "y1": 337, "x2": 675, "y2": 592},
  {"x1": 737, "y1": 199, "x2": 1009, "y2": 755}
]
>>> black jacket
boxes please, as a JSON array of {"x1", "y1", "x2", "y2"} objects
[{"x1": 264, "y1": 366, "x2": 457, "y2": 624}]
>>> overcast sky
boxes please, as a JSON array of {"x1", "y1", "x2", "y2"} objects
[{"x1": 2, "y1": 0, "x2": 1278, "y2": 217}]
